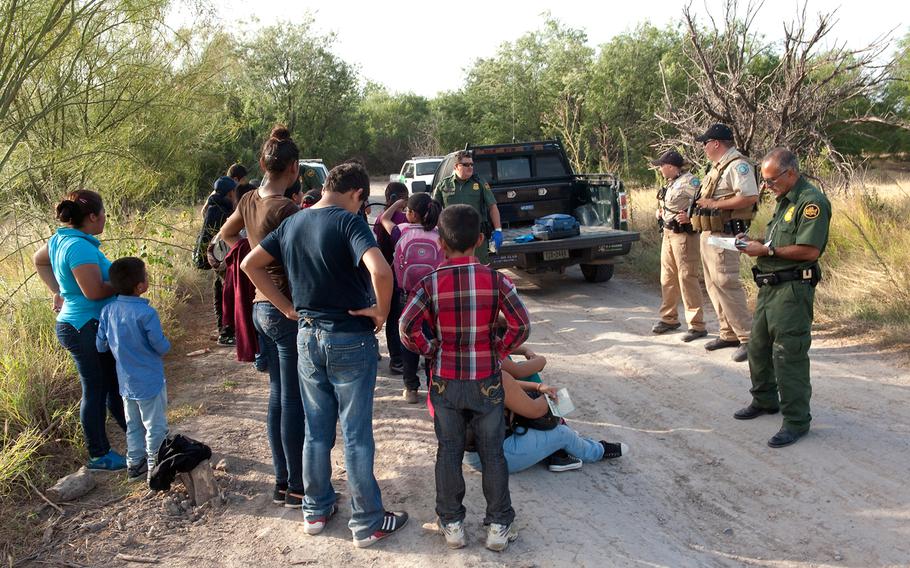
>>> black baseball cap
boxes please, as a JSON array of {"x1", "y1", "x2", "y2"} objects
[
  {"x1": 650, "y1": 150, "x2": 685, "y2": 168},
  {"x1": 695, "y1": 123, "x2": 734, "y2": 143}
]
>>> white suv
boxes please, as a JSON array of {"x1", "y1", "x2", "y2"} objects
[{"x1": 394, "y1": 157, "x2": 443, "y2": 192}]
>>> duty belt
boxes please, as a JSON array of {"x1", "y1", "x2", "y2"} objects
[{"x1": 752, "y1": 264, "x2": 820, "y2": 288}]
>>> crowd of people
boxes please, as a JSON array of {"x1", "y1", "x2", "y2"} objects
[{"x1": 31, "y1": 119, "x2": 830, "y2": 553}]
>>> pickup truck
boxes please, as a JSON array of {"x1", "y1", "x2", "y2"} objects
[{"x1": 415, "y1": 140, "x2": 640, "y2": 283}]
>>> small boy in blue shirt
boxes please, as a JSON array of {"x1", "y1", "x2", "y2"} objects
[{"x1": 96, "y1": 257, "x2": 170, "y2": 482}]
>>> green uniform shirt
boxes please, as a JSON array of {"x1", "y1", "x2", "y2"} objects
[
  {"x1": 757, "y1": 176, "x2": 831, "y2": 272},
  {"x1": 300, "y1": 165, "x2": 322, "y2": 191},
  {"x1": 432, "y1": 173, "x2": 496, "y2": 214}
]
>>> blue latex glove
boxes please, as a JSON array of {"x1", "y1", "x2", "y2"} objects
[{"x1": 491, "y1": 229, "x2": 503, "y2": 251}]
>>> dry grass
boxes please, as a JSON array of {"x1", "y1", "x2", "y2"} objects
[{"x1": 626, "y1": 171, "x2": 910, "y2": 349}]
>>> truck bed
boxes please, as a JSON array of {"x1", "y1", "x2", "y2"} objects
[{"x1": 491, "y1": 225, "x2": 640, "y2": 271}]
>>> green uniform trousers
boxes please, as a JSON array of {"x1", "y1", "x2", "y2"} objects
[{"x1": 747, "y1": 280, "x2": 814, "y2": 433}]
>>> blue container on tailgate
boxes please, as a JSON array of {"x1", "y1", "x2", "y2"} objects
[{"x1": 532, "y1": 214, "x2": 580, "y2": 241}]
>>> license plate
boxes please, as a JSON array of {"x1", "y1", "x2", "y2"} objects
[{"x1": 542, "y1": 249, "x2": 569, "y2": 261}]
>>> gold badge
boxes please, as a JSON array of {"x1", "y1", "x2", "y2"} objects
[
  {"x1": 472, "y1": 183, "x2": 480, "y2": 190},
  {"x1": 784, "y1": 205, "x2": 796, "y2": 222},
  {"x1": 803, "y1": 204, "x2": 820, "y2": 219},
  {"x1": 306, "y1": 169, "x2": 315, "y2": 177}
]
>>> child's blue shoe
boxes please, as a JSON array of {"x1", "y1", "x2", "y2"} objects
[{"x1": 87, "y1": 450, "x2": 127, "y2": 471}]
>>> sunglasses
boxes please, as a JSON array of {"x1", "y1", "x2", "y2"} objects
[{"x1": 761, "y1": 169, "x2": 790, "y2": 186}]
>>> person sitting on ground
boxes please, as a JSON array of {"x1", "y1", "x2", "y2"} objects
[
  {"x1": 373, "y1": 182, "x2": 409, "y2": 376},
  {"x1": 381, "y1": 192, "x2": 444, "y2": 403},
  {"x1": 462, "y1": 372, "x2": 628, "y2": 475},
  {"x1": 218, "y1": 125, "x2": 306, "y2": 509},
  {"x1": 400, "y1": 204, "x2": 530, "y2": 552},
  {"x1": 96, "y1": 257, "x2": 171, "y2": 484}
]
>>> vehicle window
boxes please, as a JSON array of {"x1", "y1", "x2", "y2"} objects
[
  {"x1": 474, "y1": 159, "x2": 494, "y2": 182},
  {"x1": 536, "y1": 154, "x2": 568, "y2": 177},
  {"x1": 416, "y1": 160, "x2": 441, "y2": 176},
  {"x1": 316, "y1": 167, "x2": 327, "y2": 184},
  {"x1": 497, "y1": 157, "x2": 531, "y2": 181}
]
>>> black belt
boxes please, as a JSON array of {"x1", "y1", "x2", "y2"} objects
[{"x1": 752, "y1": 265, "x2": 820, "y2": 288}]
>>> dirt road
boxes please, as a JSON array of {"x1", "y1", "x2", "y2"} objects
[{"x1": 32, "y1": 268, "x2": 910, "y2": 567}]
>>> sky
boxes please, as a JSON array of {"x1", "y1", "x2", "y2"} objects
[{"x1": 175, "y1": 0, "x2": 908, "y2": 97}]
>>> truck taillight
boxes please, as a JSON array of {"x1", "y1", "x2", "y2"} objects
[{"x1": 619, "y1": 192, "x2": 629, "y2": 222}]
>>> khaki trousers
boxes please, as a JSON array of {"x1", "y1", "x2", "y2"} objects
[
  {"x1": 659, "y1": 230, "x2": 705, "y2": 331},
  {"x1": 700, "y1": 231, "x2": 752, "y2": 342}
]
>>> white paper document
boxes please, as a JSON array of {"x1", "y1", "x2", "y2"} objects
[
  {"x1": 706, "y1": 235, "x2": 740, "y2": 251},
  {"x1": 546, "y1": 388, "x2": 576, "y2": 417}
]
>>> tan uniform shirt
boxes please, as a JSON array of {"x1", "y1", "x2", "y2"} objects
[
  {"x1": 706, "y1": 147, "x2": 759, "y2": 200},
  {"x1": 661, "y1": 172, "x2": 701, "y2": 223}
]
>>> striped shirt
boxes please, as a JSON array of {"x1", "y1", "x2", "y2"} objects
[{"x1": 399, "y1": 256, "x2": 530, "y2": 381}]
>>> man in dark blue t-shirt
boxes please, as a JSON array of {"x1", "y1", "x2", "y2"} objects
[{"x1": 242, "y1": 161, "x2": 408, "y2": 548}]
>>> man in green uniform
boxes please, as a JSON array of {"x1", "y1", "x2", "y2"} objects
[
  {"x1": 300, "y1": 164, "x2": 323, "y2": 191},
  {"x1": 734, "y1": 148, "x2": 831, "y2": 448},
  {"x1": 432, "y1": 150, "x2": 502, "y2": 265}
]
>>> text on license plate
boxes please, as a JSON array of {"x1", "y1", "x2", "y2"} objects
[{"x1": 542, "y1": 249, "x2": 570, "y2": 261}]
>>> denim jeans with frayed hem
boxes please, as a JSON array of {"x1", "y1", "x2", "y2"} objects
[
  {"x1": 253, "y1": 302, "x2": 304, "y2": 493},
  {"x1": 464, "y1": 423, "x2": 606, "y2": 473},
  {"x1": 123, "y1": 388, "x2": 168, "y2": 469},
  {"x1": 297, "y1": 324, "x2": 384, "y2": 539},
  {"x1": 431, "y1": 374, "x2": 514, "y2": 526},
  {"x1": 56, "y1": 319, "x2": 126, "y2": 458}
]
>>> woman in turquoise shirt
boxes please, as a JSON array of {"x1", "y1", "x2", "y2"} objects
[{"x1": 33, "y1": 190, "x2": 127, "y2": 470}]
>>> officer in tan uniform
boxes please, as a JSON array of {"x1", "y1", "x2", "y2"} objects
[
  {"x1": 692, "y1": 124, "x2": 758, "y2": 362},
  {"x1": 650, "y1": 150, "x2": 707, "y2": 342}
]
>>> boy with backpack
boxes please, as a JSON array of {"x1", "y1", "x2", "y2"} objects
[
  {"x1": 400, "y1": 204, "x2": 530, "y2": 552},
  {"x1": 378, "y1": 192, "x2": 444, "y2": 403},
  {"x1": 96, "y1": 257, "x2": 171, "y2": 483}
]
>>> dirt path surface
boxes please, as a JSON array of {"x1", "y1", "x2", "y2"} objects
[{"x1": 28, "y1": 269, "x2": 910, "y2": 568}]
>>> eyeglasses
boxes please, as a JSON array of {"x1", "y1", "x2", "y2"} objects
[
  {"x1": 761, "y1": 169, "x2": 790, "y2": 186},
  {"x1": 457, "y1": 162, "x2": 474, "y2": 168},
  {"x1": 701, "y1": 139, "x2": 715, "y2": 147}
]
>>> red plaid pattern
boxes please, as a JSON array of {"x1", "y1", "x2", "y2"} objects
[{"x1": 400, "y1": 256, "x2": 530, "y2": 381}]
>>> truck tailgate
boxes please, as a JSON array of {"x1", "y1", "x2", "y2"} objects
[{"x1": 491, "y1": 226, "x2": 640, "y2": 269}]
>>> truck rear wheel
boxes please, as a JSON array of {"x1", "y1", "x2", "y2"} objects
[{"x1": 580, "y1": 263, "x2": 614, "y2": 283}]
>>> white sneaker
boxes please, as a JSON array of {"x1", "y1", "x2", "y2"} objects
[
  {"x1": 303, "y1": 505, "x2": 337, "y2": 535},
  {"x1": 438, "y1": 518, "x2": 466, "y2": 549},
  {"x1": 485, "y1": 522, "x2": 518, "y2": 552}
]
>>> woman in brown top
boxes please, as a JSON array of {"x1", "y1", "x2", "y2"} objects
[{"x1": 219, "y1": 125, "x2": 305, "y2": 507}]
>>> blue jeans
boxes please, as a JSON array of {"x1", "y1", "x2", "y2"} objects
[
  {"x1": 430, "y1": 374, "x2": 514, "y2": 526},
  {"x1": 253, "y1": 302, "x2": 304, "y2": 492},
  {"x1": 464, "y1": 424, "x2": 605, "y2": 473},
  {"x1": 124, "y1": 388, "x2": 168, "y2": 468},
  {"x1": 56, "y1": 319, "x2": 127, "y2": 458},
  {"x1": 297, "y1": 324, "x2": 384, "y2": 539}
]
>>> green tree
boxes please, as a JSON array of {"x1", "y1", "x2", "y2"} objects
[{"x1": 358, "y1": 84, "x2": 431, "y2": 173}]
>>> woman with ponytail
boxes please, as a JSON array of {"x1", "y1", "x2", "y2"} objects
[
  {"x1": 33, "y1": 190, "x2": 128, "y2": 470},
  {"x1": 379, "y1": 192, "x2": 444, "y2": 403},
  {"x1": 218, "y1": 125, "x2": 306, "y2": 507}
]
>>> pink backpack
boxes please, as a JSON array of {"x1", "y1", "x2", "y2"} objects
[{"x1": 394, "y1": 224, "x2": 445, "y2": 292}]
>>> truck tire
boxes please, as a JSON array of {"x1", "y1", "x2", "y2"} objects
[{"x1": 580, "y1": 263, "x2": 614, "y2": 283}]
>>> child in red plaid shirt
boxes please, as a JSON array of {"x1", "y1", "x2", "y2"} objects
[{"x1": 400, "y1": 204, "x2": 530, "y2": 552}]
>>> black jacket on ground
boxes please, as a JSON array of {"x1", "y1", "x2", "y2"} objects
[{"x1": 149, "y1": 433, "x2": 213, "y2": 491}]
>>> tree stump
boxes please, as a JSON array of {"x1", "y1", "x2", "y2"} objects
[
  {"x1": 177, "y1": 459, "x2": 219, "y2": 506},
  {"x1": 46, "y1": 466, "x2": 96, "y2": 502}
]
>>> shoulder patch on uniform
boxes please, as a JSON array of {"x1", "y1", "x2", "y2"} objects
[
  {"x1": 784, "y1": 205, "x2": 796, "y2": 222},
  {"x1": 736, "y1": 163, "x2": 750, "y2": 176},
  {"x1": 691, "y1": 178, "x2": 701, "y2": 188},
  {"x1": 305, "y1": 169, "x2": 315, "y2": 177},
  {"x1": 803, "y1": 204, "x2": 820, "y2": 219},
  {"x1": 484, "y1": 182, "x2": 491, "y2": 190},
  {"x1": 472, "y1": 182, "x2": 480, "y2": 190}
]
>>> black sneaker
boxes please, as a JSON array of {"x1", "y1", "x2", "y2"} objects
[
  {"x1": 546, "y1": 450, "x2": 582, "y2": 472},
  {"x1": 272, "y1": 483, "x2": 288, "y2": 505},
  {"x1": 217, "y1": 334, "x2": 236, "y2": 346},
  {"x1": 285, "y1": 490, "x2": 303, "y2": 508},
  {"x1": 127, "y1": 459, "x2": 148, "y2": 481},
  {"x1": 600, "y1": 441, "x2": 629, "y2": 459},
  {"x1": 353, "y1": 511, "x2": 409, "y2": 548}
]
